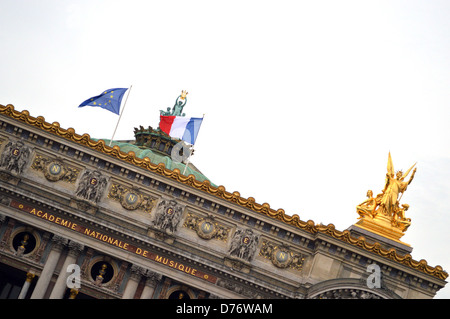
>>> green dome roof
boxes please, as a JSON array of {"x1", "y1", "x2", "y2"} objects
[{"x1": 95, "y1": 138, "x2": 214, "y2": 186}]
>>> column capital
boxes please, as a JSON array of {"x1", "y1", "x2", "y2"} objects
[
  {"x1": 144, "y1": 270, "x2": 162, "y2": 287},
  {"x1": 51, "y1": 234, "x2": 68, "y2": 252},
  {"x1": 130, "y1": 264, "x2": 146, "y2": 280},
  {"x1": 67, "y1": 240, "x2": 84, "y2": 257}
]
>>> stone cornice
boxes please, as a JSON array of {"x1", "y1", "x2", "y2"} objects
[{"x1": 0, "y1": 103, "x2": 447, "y2": 281}]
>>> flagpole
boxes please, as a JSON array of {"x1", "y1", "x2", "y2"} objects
[
  {"x1": 183, "y1": 113, "x2": 204, "y2": 175},
  {"x1": 109, "y1": 85, "x2": 132, "y2": 146},
  {"x1": 182, "y1": 148, "x2": 194, "y2": 175}
]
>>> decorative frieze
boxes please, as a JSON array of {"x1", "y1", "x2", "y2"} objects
[
  {"x1": 183, "y1": 212, "x2": 230, "y2": 241},
  {"x1": 216, "y1": 278, "x2": 268, "y2": 299},
  {"x1": 259, "y1": 240, "x2": 305, "y2": 271},
  {"x1": 108, "y1": 183, "x2": 157, "y2": 213},
  {"x1": 31, "y1": 154, "x2": 79, "y2": 183},
  {"x1": 312, "y1": 289, "x2": 382, "y2": 299}
]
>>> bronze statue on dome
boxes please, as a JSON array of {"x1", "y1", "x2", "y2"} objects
[{"x1": 160, "y1": 90, "x2": 188, "y2": 117}]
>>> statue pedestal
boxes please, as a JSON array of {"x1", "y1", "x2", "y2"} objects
[{"x1": 348, "y1": 215, "x2": 412, "y2": 255}]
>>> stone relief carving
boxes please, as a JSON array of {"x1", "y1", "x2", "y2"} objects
[
  {"x1": 183, "y1": 212, "x2": 230, "y2": 241},
  {"x1": 75, "y1": 169, "x2": 108, "y2": 203},
  {"x1": 0, "y1": 140, "x2": 31, "y2": 175},
  {"x1": 312, "y1": 289, "x2": 382, "y2": 299},
  {"x1": 216, "y1": 279, "x2": 267, "y2": 299},
  {"x1": 259, "y1": 240, "x2": 305, "y2": 271},
  {"x1": 108, "y1": 183, "x2": 157, "y2": 213},
  {"x1": 228, "y1": 228, "x2": 260, "y2": 262},
  {"x1": 31, "y1": 154, "x2": 79, "y2": 183},
  {"x1": 152, "y1": 198, "x2": 185, "y2": 235}
]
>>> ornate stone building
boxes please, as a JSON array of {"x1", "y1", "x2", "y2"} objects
[{"x1": 0, "y1": 103, "x2": 446, "y2": 299}]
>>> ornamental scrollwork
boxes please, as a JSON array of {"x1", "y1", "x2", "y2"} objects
[
  {"x1": 183, "y1": 212, "x2": 230, "y2": 241},
  {"x1": 259, "y1": 240, "x2": 305, "y2": 271},
  {"x1": 31, "y1": 154, "x2": 79, "y2": 183},
  {"x1": 108, "y1": 183, "x2": 157, "y2": 213}
]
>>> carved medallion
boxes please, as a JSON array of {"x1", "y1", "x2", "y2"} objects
[
  {"x1": 121, "y1": 190, "x2": 143, "y2": 210},
  {"x1": 272, "y1": 246, "x2": 292, "y2": 268},
  {"x1": 197, "y1": 219, "x2": 216, "y2": 239},
  {"x1": 89, "y1": 177, "x2": 98, "y2": 186},
  {"x1": 259, "y1": 240, "x2": 305, "y2": 271},
  {"x1": 44, "y1": 161, "x2": 64, "y2": 181},
  {"x1": 11, "y1": 148, "x2": 21, "y2": 157},
  {"x1": 242, "y1": 236, "x2": 251, "y2": 245},
  {"x1": 31, "y1": 155, "x2": 79, "y2": 183},
  {"x1": 183, "y1": 213, "x2": 230, "y2": 241},
  {"x1": 48, "y1": 162, "x2": 62, "y2": 175},
  {"x1": 108, "y1": 183, "x2": 155, "y2": 213}
]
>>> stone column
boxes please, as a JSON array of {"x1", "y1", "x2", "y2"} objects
[
  {"x1": 18, "y1": 272, "x2": 36, "y2": 299},
  {"x1": 122, "y1": 265, "x2": 145, "y2": 299},
  {"x1": 30, "y1": 235, "x2": 67, "y2": 299},
  {"x1": 140, "y1": 271, "x2": 161, "y2": 299},
  {"x1": 49, "y1": 241, "x2": 84, "y2": 299}
]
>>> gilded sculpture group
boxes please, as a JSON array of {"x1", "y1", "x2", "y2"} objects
[{"x1": 356, "y1": 153, "x2": 417, "y2": 232}]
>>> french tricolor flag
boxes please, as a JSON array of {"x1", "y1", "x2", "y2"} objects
[{"x1": 159, "y1": 116, "x2": 203, "y2": 145}]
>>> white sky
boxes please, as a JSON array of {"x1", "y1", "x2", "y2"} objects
[{"x1": 1, "y1": 0, "x2": 449, "y2": 298}]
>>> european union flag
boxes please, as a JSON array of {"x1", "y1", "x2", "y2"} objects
[{"x1": 78, "y1": 88, "x2": 128, "y2": 115}]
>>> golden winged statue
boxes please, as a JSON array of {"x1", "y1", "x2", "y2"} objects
[{"x1": 356, "y1": 152, "x2": 417, "y2": 238}]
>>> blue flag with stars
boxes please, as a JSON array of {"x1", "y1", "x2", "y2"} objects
[{"x1": 78, "y1": 88, "x2": 128, "y2": 115}]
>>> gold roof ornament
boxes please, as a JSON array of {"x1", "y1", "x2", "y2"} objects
[
  {"x1": 180, "y1": 90, "x2": 188, "y2": 100},
  {"x1": 355, "y1": 152, "x2": 417, "y2": 244}
]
